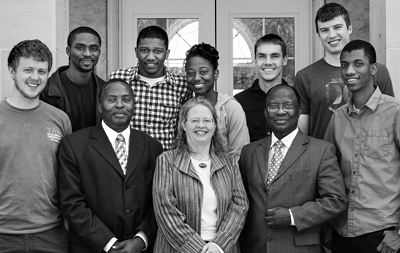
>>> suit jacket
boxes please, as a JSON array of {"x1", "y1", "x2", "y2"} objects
[
  {"x1": 58, "y1": 123, "x2": 163, "y2": 253},
  {"x1": 152, "y1": 149, "x2": 249, "y2": 253},
  {"x1": 239, "y1": 130, "x2": 346, "y2": 253}
]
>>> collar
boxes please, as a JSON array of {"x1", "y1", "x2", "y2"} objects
[
  {"x1": 101, "y1": 120, "x2": 130, "y2": 148},
  {"x1": 132, "y1": 65, "x2": 178, "y2": 86},
  {"x1": 347, "y1": 86, "x2": 381, "y2": 115},
  {"x1": 270, "y1": 127, "x2": 299, "y2": 149},
  {"x1": 251, "y1": 78, "x2": 289, "y2": 92}
]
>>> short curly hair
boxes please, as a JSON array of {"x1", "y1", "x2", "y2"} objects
[{"x1": 184, "y1": 42, "x2": 219, "y2": 70}]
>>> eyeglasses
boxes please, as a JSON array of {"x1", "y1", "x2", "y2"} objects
[
  {"x1": 186, "y1": 118, "x2": 215, "y2": 126},
  {"x1": 266, "y1": 104, "x2": 298, "y2": 112}
]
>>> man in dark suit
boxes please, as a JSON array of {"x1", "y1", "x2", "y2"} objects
[
  {"x1": 238, "y1": 84, "x2": 346, "y2": 253},
  {"x1": 59, "y1": 78, "x2": 163, "y2": 253}
]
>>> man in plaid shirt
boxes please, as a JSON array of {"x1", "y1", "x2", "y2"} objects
[{"x1": 109, "y1": 26, "x2": 192, "y2": 150}]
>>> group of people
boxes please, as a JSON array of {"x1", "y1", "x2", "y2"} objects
[{"x1": 1, "y1": 2, "x2": 400, "y2": 253}]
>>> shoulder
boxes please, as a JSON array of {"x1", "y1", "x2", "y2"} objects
[
  {"x1": 234, "y1": 87, "x2": 253, "y2": 101},
  {"x1": 305, "y1": 135, "x2": 335, "y2": 152},
  {"x1": 109, "y1": 67, "x2": 136, "y2": 79},
  {"x1": 296, "y1": 59, "x2": 326, "y2": 77},
  {"x1": 242, "y1": 138, "x2": 264, "y2": 152},
  {"x1": 380, "y1": 94, "x2": 400, "y2": 107},
  {"x1": 131, "y1": 128, "x2": 163, "y2": 148},
  {"x1": 219, "y1": 93, "x2": 243, "y2": 110},
  {"x1": 41, "y1": 102, "x2": 69, "y2": 120}
]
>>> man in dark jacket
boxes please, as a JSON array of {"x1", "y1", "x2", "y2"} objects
[{"x1": 41, "y1": 26, "x2": 105, "y2": 132}]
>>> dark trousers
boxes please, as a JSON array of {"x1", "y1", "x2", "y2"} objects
[
  {"x1": 0, "y1": 224, "x2": 69, "y2": 253},
  {"x1": 332, "y1": 228, "x2": 398, "y2": 253}
]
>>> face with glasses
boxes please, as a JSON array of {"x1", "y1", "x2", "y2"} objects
[
  {"x1": 265, "y1": 86, "x2": 301, "y2": 139},
  {"x1": 183, "y1": 104, "x2": 216, "y2": 147}
]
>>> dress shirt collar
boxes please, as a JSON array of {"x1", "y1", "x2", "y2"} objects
[
  {"x1": 347, "y1": 86, "x2": 381, "y2": 115},
  {"x1": 270, "y1": 127, "x2": 299, "y2": 149},
  {"x1": 101, "y1": 121, "x2": 130, "y2": 151}
]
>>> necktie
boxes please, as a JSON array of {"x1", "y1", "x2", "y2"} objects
[
  {"x1": 267, "y1": 140, "x2": 284, "y2": 185},
  {"x1": 115, "y1": 133, "x2": 128, "y2": 175}
]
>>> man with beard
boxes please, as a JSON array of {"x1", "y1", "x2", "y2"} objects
[
  {"x1": 41, "y1": 26, "x2": 105, "y2": 132},
  {"x1": 0, "y1": 39, "x2": 71, "y2": 252}
]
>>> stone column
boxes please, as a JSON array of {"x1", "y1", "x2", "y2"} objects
[{"x1": 0, "y1": 0, "x2": 69, "y2": 99}]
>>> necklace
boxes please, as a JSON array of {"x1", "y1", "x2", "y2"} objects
[{"x1": 199, "y1": 163, "x2": 207, "y2": 168}]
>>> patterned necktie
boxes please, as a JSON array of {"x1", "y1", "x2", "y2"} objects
[
  {"x1": 267, "y1": 140, "x2": 284, "y2": 185},
  {"x1": 115, "y1": 133, "x2": 128, "y2": 175}
]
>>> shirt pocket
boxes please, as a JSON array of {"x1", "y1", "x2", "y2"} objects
[
  {"x1": 363, "y1": 130, "x2": 389, "y2": 159},
  {"x1": 157, "y1": 95, "x2": 180, "y2": 122}
]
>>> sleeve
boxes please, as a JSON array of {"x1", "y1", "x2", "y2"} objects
[
  {"x1": 293, "y1": 70, "x2": 311, "y2": 114},
  {"x1": 182, "y1": 87, "x2": 193, "y2": 105},
  {"x1": 323, "y1": 113, "x2": 336, "y2": 144},
  {"x1": 375, "y1": 63, "x2": 394, "y2": 97},
  {"x1": 224, "y1": 100, "x2": 250, "y2": 161},
  {"x1": 212, "y1": 159, "x2": 249, "y2": 252},
  {"x1": 58, "y1": 138, "x2": 115, "y2": 253},
  {"x1": 290, "y1": 142, "x2": 346, "y2": 231},
  {"x1": 152, "y1": 154, "x2": 205, "y2": 253}
]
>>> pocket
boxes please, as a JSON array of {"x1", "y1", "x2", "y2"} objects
[
  {"x1": 156, "y1": 96, "x2": 179, "y2": 122},
  {"x1": 363, "y1": 130, "x2": 389, "y2": 158}
]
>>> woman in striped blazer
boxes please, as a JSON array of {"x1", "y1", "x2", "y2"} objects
[{"x1": 152, "y1": 97, "x2": 249, "y2": 253}]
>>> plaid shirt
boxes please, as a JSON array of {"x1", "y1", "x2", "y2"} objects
[{"x1": 109, "y1": 66, "x2": 192, "y2": 150}]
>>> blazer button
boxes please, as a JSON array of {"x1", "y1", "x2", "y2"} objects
[
  {"x1": 124, "y1": 185, "x2": 129, "y2": 190},
  {"x1": 126, "y1": 231, "x2": 132, "y2": 237},
  {"x1": 125, "y1": 209, "x2": 131, "y2": 214},
  {"x1": 267, "y1": 237, "x2": 272, "y2": 241}
]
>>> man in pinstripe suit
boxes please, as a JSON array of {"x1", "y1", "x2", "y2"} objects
[{"x1": 239, "y1": 84, "x2": 346, "y2": 253}]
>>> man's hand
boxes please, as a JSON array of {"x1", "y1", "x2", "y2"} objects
[
  {"x1": 321, "y1": 222, "x2": 333, "y2": 250},
  {"x1": 265, "y1": 207, "x2": 291, "y2": 229},
  {"x1": 109, "y1": 238, "x2": 145, "y2": 253},
  {"x1": 201, "y1": 242, "x2": 221, "y2": 253},
  {"x1": 377, "y1": 230, "x2": 400, "y2": 253}
]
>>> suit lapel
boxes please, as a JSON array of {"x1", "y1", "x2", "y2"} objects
[
  {"x1": 91, "y1": 123, "x2": 124, "y2": 177},
  {"x1": 255, "y1": 137, "x2": 271, "y2": 186},
  {"x1": 270, "y1": 131, "x2": 308, "y2": 184},
  {"x1": 125, "y1": 129, "x2": 144, "y2": 179}
]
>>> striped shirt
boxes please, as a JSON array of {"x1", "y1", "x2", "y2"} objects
[{"x1": 109, "y1": 66, "x2": 193, "y2": 150}]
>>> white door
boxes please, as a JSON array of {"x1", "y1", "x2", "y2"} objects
[{"x1": 117, "y1": 0, "x2": 318, "y2": 95}]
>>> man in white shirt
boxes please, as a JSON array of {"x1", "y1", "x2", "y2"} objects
[{"x1": 58, "y1": 78, "x2": 163, "y2": 253}]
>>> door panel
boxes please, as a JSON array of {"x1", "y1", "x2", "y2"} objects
[{"x1": 119, "y1": 0, "x2": 313, "y2": 95}]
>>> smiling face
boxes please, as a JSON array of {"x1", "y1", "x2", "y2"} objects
[
  {"x1": 317, "y1": 15, "x2": 352, "y2": 57},
  {"x1": 265, "y1": 86, "x2": 301, "y2": 139},
  {"x1": 183, "y1": 104, "x2": 216, "y2": 148},
  {"x1": 135, "y1": 38, "x2": 169, "y2": 78},
  {"x1": 67, "y1": 33, "x2": 101, "y2": 73},
  {"x1": 340, "y1": 49, "x2": 377, "y2": 95},
  {"x1": 185, "y1": 56, "x2": 218, "y2": 96},
  {"x1": 255, "y1": 43, "x2": 287, "y2": 85},
  {"x1": 99, "y1": 82, "x2": 134, "y2": 132},
  {"x1": 9, "y1": 56, "x2": 49, "y2": 101}
]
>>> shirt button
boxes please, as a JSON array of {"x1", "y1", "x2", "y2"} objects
[
  {"x1": 355, "y1": 153, "x2": 358, "y2": 157},
  {"x1": 353, "y1": 171, "x2": 356, "y2": 175},
  {"x1": 125, "y1": 209, "x2": 131, "y2": 214},
  {"x1": 351, "y1": 190, "x2": 355, "y2": 194}
]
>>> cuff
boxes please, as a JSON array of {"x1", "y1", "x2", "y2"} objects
[
  {"x1": 134, "y1": 231, "x2": 148, "y2": 251},
  {"x1": 289, "y1": 209, "x2": 296, "y2": 226},
  {"x1": 104, "y1": 237, "x2": 118, "y2": 252},
  {"x1": 211, "y1": 242, "x2": 224, "y2": 253}
]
